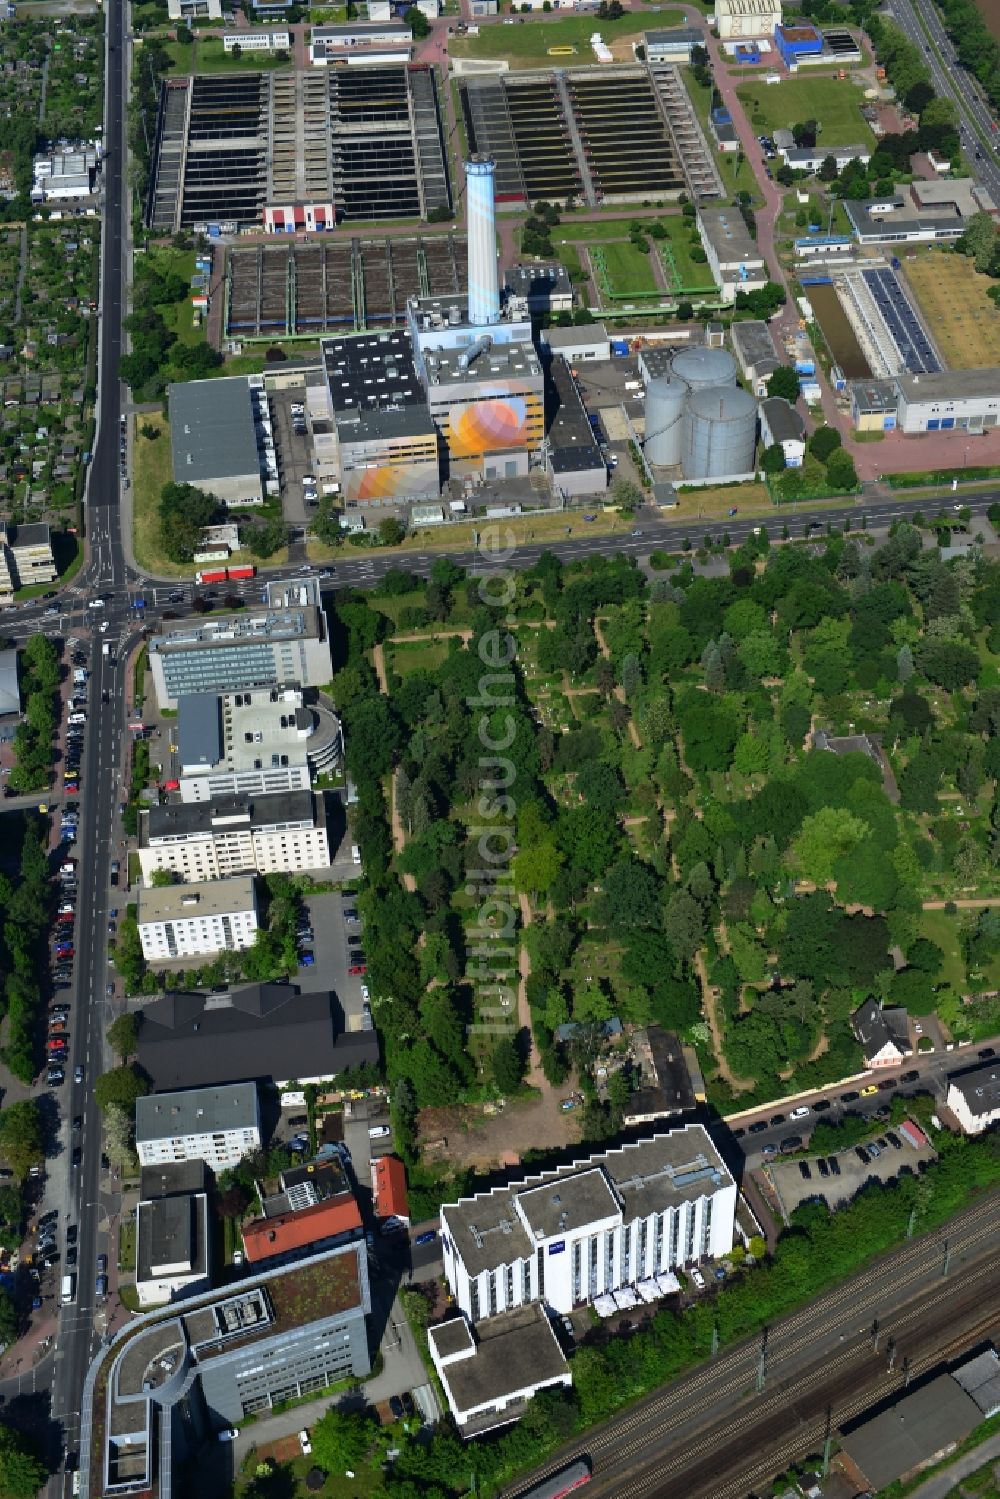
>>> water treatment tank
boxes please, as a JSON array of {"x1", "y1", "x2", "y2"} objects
[
  {"x1": 671, "y1": 345, "x2": 738, "y2": 392},
  {"x1": 682, "y1": 386, "x2": 758, "y2": 481},
  {"x1": 643, "y1": 377, "x2": 687, "y2": 468}
]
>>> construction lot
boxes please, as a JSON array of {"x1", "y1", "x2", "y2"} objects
[{"x1": 903, "y1": 250, "x2": 1000, "y2": 371}]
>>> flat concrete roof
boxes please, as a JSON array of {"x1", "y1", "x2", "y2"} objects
[
  {"x1": 143, "y1": 788, "x2": 317, "y2": 843},
  {"x1": 136, "y1": 1083, "x2": 259, "y2": 1145},
  {"x1": 177, "y1": 694, "x2": 223, "y2": 769},
  {"x1": 168, "y1": 376, "x2": 260, "y2": 484},
  {"x1": 137, "y1": 875, "x2": 257, "y2": 925},
  {"x1": 430, "y1": 1304, "x2": 568, "y2": 1417},
  {"x1": 698, "y1": 206, "x2": 761, "y2": 266},
  {"x1": 896, "y1": 367, "x2": 1000, "y2": 405}
]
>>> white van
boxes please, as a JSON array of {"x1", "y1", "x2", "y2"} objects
[
  {"x1": 87, "y1": 597, "x2": 105, "y2": 610},
  {"x1": 61, "y1": 1273, "x2": 76, "y2": 1305},
  {"x1": 351, "y1": 845, "x2": 361, "y2": 866},
  {"x1": 368, "y1": 1124, "x2": 390, "y2": 1139},
  {"x1": 67, "y1": 713, "x2": 86, "y2": 726}
]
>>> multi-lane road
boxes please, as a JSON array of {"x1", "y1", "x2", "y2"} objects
[
  {"x1": 2, "y1": 0, "x2": 996, "y2": 1484},
  {"x1": 888, "y1": 0, "x2": 1000, "y2": 204}
]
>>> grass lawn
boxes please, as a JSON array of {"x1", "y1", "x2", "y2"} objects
[
  {"x1": 307, "y1": 507, "x2": 644, "y2": 562},
  {"x1": 144, "y1": 246, "x2": 203, "y2": 347},
  {"x1": 918, "y1": 908, "x2": 1000, "y2": 1000},
  {"x1": 597, "y1": 240, "x2": 660, "y2": 297},
  {"x1": 903, "y1": 251, "x2": 1000, "y2": 371},
  {"x1": 737, "y1": 77, "x2": 875, "y2": 148},
  {"x1": 164, "y1": 35, "x2": 289, "y2": 74},
  {"x1": 656, "y1": 218, "x2": 717, "y2": 294},
  {"x1": 448, "y1": 11, "x2": 678, "y2": 65},
  {"x1": 133, "y1": 413, "x2": 190, "y2": 578},
  {"x1": 551, "y1": 216, "x2": 675, "y2": 243},
  {"x1": 387, "y1": 639, "x2": 452, "y2": 676}
]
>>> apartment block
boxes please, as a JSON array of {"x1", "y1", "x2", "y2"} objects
[
  {"x1": 137, "y1": 876, "x2": 259, "y2": 961},
  {"x1": 138, "y1": 790, "x2": 330, "y2": 884},
  {"x1": 136, "y1": 1083, "x2": 261, "y2": 1171}
]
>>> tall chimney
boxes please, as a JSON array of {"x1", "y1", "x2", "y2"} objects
[{"x1": 464, "y1": 156, "x2": 499, "y2": 327}]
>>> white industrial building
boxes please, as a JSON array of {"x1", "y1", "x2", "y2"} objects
[
  {"x1": 309, "y1": 21, "x2": 412, "y2": 65},
  {"x1": 730, "y1": 320, "x2": 781, "y2": 395},
  {"x1": 441, "y1": 1127, "x2": 737, "y2": 1323},
  {"x1": 136, "y1": 1083, "x2": 261, "y2": 1171},
  {"x1": 137, "y1": 876, "x2": 259, "y2": 962},
  {"x1": 31, "y1": 145, "x2": 100, "y2": 202},
  {"x1": 644, "y1": 26, "x2": 704, "y2": 62},
  {"x1": 167, "y1": 0, "x2": 221, "y2": 17},
  {"x1": 895, "y1": 368, "x2": 1000, "y2": 435},
  {"x1": 176, "y1": 688, "x2": 341, "y2": 802},
  {"x1": 714, "y1": 0, "x2": 781, "y2": 39},
  {"x1": 138, "y1": 790, "x2": 330, "y2": 885},
  {"x1": 759, "y1": 396, "x2": 805, "y2": 467},
  {"x1": 540, "y1": 324, "x2": 610, "y2": 363},
  {"x1": 946, "y1": 1063, "x2": 1000, "y2": 1135},
  {"x1": 696, "y1": 206, "x2": 768, "y2": 304},
  {"x1": 222, "y1": 29, "x2": 290, "y2": 51}
]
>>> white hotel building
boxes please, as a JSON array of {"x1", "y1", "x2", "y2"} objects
[{"x1": 441, "y1": 1127, "x2": 736, "y2": 1322}]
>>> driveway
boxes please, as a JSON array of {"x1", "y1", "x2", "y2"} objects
[{"x1": 229, "y1": 1285, "x2": 436, "y2": 1464}]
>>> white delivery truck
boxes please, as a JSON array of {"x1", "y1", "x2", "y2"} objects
[{"x1": 61, "y1": 1273, "x2": 76, "y2": 1305}]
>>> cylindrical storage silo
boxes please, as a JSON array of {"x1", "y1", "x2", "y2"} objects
[
  {"x1": 643, "y1": 377, "x2": 687, "y2": 468},
  {"x1": 682, "y1": 386, "x2": 758, "y2": 481},
  {"x1": 670, "y1": 345, "x2": 738, "y2": 392}
]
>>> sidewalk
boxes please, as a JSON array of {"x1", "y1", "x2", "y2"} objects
[{"x1": 905, "y1": 1432, "x2": 1000, "y2": 1499}]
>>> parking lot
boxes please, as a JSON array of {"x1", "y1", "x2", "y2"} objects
[
  {"x1": 767, "y1": 1128, "x2": 938, "y2": 1216},
  {"x1": 268, "y1": 386, "x2": 315, "y2": 526},
  {"x1": 295, "y1": 888, "x2": 370, "y2": 1030}
]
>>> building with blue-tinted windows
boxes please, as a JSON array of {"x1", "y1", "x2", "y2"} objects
[
  {"x1": 895, "y1": 368, "x2": 1000, "y2": 434},
  {"x1": 148, "y1": 601, "x2": 334, "y2": 710}
]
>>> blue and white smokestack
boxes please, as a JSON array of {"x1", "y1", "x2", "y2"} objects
[{"x1": 465, "y1": 156, "x2": 499, "y2": 327}]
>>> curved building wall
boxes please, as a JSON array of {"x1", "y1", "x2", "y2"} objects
[
  {"x1": 681, "y1": 386, "x2": 758, "y2": 480},
  {"x1": 671, "y1": 345, "x2": 738, "y2": 392},
  {"x1": 644, "y1": 378, "x2": 687, "y2": 467}
]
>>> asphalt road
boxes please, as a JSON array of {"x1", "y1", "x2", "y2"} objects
[
  {"x1": 1, "y1": 0, "x2": 995, "y2": 1480},
  {"x1": 888, "y1": 0, "x2": 1000, "y2": 204},
  {"x1": 39, "y1": 0, "x2": 132, "y2": 1479},
  {"x1": 507, "y1": 1189, "x2": 1000, "y2": 1499}
]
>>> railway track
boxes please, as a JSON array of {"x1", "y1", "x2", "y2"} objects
[
  {"x1": 504, "y1": 1191, "x2": 1000, "y2": 1499},
  {"x1": 598, "y1": 1249, "x2": 1000, "y2": 1498}
]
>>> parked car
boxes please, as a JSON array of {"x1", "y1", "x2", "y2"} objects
[
  {"x1": 860, "y1": 1084, "x2": 879, "y2": 1097},
  {"x1": 790, "y1": 1106, "x2": 811, "y2": 1120},
  {"x1": 817, "y1": 1158, "x2": 830, "y2": 1178},
  {"x1": 414, "y1": 1230, "x2": 437, "y2": 1247},
  {"x1": 748, "y1": 1120, "x2": 767, "y2": 1135},
  {"x1": 690, "y1": 1268, "x2": 706, "y2": 1290},
  {"x1": 798, "y1": 1161, "x2": 811, "y2": 1180},
  {"x1": 812, "y1": 1099, "x2": 831, "y2": 1112},
  {"x1": 886, "y1": 1132, "x2": 902, "y2": 1150},
  {"x1": 298, "y1": 1431, "x2": 312, "y2": 1456},
  {"x1": 829, "y1": 1156, "x2": 841, "y2": 1176},
  {"x1": 855, "y1": 1145, "x2": 870, "y2": 1164},
  {"x1": 868, "y1": 1142, "x2": 881, "y2": 1159},
  {"x1": 841, "y1": 1091, "x2": 860, "y2": 1103}
]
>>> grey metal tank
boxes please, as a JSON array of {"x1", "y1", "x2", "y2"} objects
[
  {"x1": 681, "y1": 385, "x2": 758, "y2": 480},
  {"x1": 643, "y1": 377, "x2": 687, "y2": 468},
  {"x1": 670, "y1": 345, "x2": 738, "y2": 392}
]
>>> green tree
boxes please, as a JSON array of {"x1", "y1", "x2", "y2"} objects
[
  {"x1": 792, "y1": 807, "x2": 870, "y2": 885},
  {"x1": 408, "y1": 5, "x2": 430, "y2": 36},
  {"x1": 158, "y1": 482, "x2": 222, "y2": 564},
  {"x1": 761, "y1": 442, "x2": 787, "y2": 476},
  {"x1": 150, "y1": 868, "x2": 178, "y2": 887},
  {"x1": 94, "y1": 1065, "x2": 150, "y2": 1113},
  {"x1": 310, "y1": 1405, "x2": 379, "y2": 1474},
  {"x1": 808, "y1": 425, "x2": 842, "y2": 462},
  {"x1": 825, "y1": 448, "x2": 859, "y2": 491},
  {"x1": 0, "y1": 1424, "x2": 44, "y2": 1499},
  {"x1": 104, "y1": 1103, "x2": 138, "y2": 1174},
  {"x1": 491, "y1": 1037, "x2": 525, "y2": 1093},
  {"x1": 766, "y1": 366, "x2": 801, "y2": 402},
  {"x1": 960, "y1": 209, "x2": 998, "y2": 272},
  {"x1": 378, "y1": 517, "x2": 406, "y2": 547},
  {"x1": 0, "y1": 1102, "x2": 42, "y2": 1181},
  {"x1": 817, "y1": 154, "x2": 839, "y2": 182},
  {"x1": 107, "y1": 1013, "x2": 139, "y2": 1059}
]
